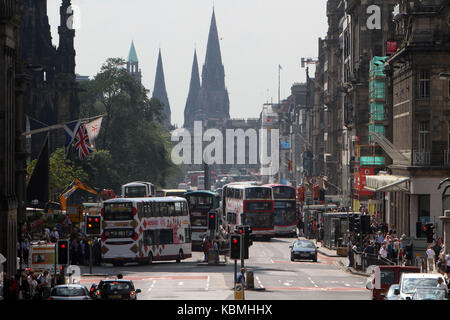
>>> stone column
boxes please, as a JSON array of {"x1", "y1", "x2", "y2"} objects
[{"x1": 440, "y1": 215, "x2": 450, "y2": 254}]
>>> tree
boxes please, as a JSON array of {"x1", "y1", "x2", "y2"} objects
[
  {"x1": 76, "y1": 57, "x2": 179, "y2": 191},
  {"x1": 27, "y1": 148, "x2": 89, "y2": 201}
]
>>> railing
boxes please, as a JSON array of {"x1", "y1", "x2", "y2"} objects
[
  {"x1": 0, "y1": 0, "x2": 15, "y2": 18},
  {"x1": 444, "y1": 149, "x2": 450, "y2": 166},
  {"x1": 412, "y1": 150, "x2": 431, "y2": 165}
]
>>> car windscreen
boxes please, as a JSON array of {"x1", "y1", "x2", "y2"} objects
[
  {"x1": 402, "y1": 278, "x2": 439, "y2": 294},
  {"x1": 380, "y1": 270, "x2": 395, "y2": 285},
  {"x1": 102, "y1": 282, "x2": 132, "y2": 293},
  {"x1": 294, "y1": 241, "x2": 315, "y2": 249},
  {"x1": 51, "y1": 287, "x2": 87, "y2": 297},
  {"x1": 413, "y1": 289, "x2": 447, "y2": 300}
]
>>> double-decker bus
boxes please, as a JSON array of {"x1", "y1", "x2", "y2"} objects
[
  {"x1": 101, "y1": 197, "x2": 192, "y2": 266},
  {"x1": 121, "y1": 181, "x2": 155, "y2": 198},
  {"x1": 223, "y1": 184, "x2": 274, "y2": 239},
  {"x1": 184, "y1": 190, "x2": 219, "y2": 250},
  {"x1": 264, "y1": 184, "x2": 297, "y2": 236},
  {"x1": 156, "y1": 189, "x2": 188, "y2": 197}
]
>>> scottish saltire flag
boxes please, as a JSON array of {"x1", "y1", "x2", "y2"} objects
[
  {"x1": 63, "y1": 120, "x2": 81, "y2": 148},
  {"x1": 74, "y1": 124, "x2": 94, "y2": 160}
]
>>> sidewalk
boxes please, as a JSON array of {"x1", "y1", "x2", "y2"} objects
[{"x1": 308, "y1": 238, "x2": 370, "y2": 277}]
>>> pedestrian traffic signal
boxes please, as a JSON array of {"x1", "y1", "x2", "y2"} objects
[
  {"x1": 207, "y1": 211, "x2": 218, "y2": 230},
  {"x1": 86, "y1": 215, "x2": 101, "y2": 235},
  {"x1": 360, "y1": 215, "x2": 371, "y2": 234},
  {"x1": 57, "y1": 239, "x2": 69, "y2": 265},
  {"x1": 424, "y1": 223, "x2": 434, "y2": 243},
  {"x1": 353, "y1": 217, "x2": 361, "y2": 234},
  {"x1": 235, "y1": 225, "x2": 252, "y2": 259},
  {"x1": 230, "y1": 234, "x2": 241, "y2": 260}
]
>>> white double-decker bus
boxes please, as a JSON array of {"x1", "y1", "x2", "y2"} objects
[
  {"x1": 223, "y1": 184, "x2": 274, "y2": 239},
  {"x1": 101, "y1": 197, "x2": 192, "y2": 266},
  {"x1": 121, "y1": 181, "x2": 156, "y2": 198}
]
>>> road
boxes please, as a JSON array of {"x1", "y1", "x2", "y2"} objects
[{"x1": 79, "y1": 235, "x2": 370, "y2": 300}]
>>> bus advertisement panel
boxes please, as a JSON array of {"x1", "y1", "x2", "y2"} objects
[{"x1": 101, "y1": 197, "x2": 192, "y2": 266}]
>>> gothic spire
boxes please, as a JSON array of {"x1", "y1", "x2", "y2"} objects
[
  {"x1": 152, "y1": 49, "x2": 171, "y2": 128},
  {"x1": 184, "y1": 49, "x2": 201, "y2": 128},
  {"x1": 126, "y1": 41, "x2": 141, "y2": 83},
  {"x1": 202, "y1": 9, "x2": 225, "y2": 90}
]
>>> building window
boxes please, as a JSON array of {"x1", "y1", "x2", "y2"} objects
[
  {"x1": 419, "y1": 70, "x2": 430, "y2": 98},
  {"x1": 418, "y1": 121, "x2": 429, "y2": 151}
]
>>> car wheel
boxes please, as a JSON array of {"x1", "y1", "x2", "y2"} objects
[
  {"x1": 313, "y1": 255, "x2": 317, "y2": 262},
  {"x1": 176, "y1": 250, "x2": 184, "y2": 263},
  {"x1": 290, "y1": 256, "x2": 295, "y2": 262},
  {"x1": 147, "y1": 252, "x2": 153, "y2": 265}
]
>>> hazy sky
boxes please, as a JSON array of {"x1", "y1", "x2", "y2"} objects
[{"x1": 47, "y1": 0, "x2": 328, "y2": 127}]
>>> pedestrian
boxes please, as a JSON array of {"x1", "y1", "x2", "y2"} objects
[
  {"x1": 19, "y1": 273, "x2": 30, "y2": 300},
  {"x1": 236, "y1": 267, "x2": 246, "y2": 288},
  {"x1": 437, "y1": 253, "x2": 447, "y2": 276},
  {"x1": 40, "y1": 270, "x2": 52, "y2": 299},
  {"x1": 446, "y1": 249, "x2": 450, "y2": 279},
  {"x1": 379, "y1": 242, "x2": 388, "y2": 259},
  {"x1": 433, "y1": 239, "x2": 442, "y2": 263},
  {"x1": 437, "y1": 277, "x2": 448, "y2": 294},
  {"x1": 202, "y1": 234, "x2": 208, "y2": 262},
  {"x1": 213, "y1": 239, "x2": 219, "y2": 265},
  {"x1": 347, "y1": 237, "x2": 354, "y2": 268},
  {"x1": 50, "y1": 227, "x2": 59, "y2": 242},
  {"x1": 393, "y1": 239, "x2": 400, "y2": 264},
  {"x1": 426, "y1": 244, "x2": 436, "y2": 273},
  {"x1": 30, "y1": 275, "x2": 39, "y2": 300}
]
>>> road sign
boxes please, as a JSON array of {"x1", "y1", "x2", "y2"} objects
[{"x1": 234, "y1": 283, "x2": 244, "y2": 300}]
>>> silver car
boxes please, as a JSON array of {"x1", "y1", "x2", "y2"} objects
[{"x1": 49, "y1": 284, "x2": 92, "y2": 300}]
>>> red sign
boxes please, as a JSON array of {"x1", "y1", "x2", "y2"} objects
[
  {"x1": 387, "y1": 41, "x2": 398, "y2": 55},
  {"x1": 354, "y1": 167, "x2": 375, "y2": 196}
]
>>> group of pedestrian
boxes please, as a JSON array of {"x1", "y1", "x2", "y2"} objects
[
  {"x1": 202, "y1": 234, "x2": 220, "y2": 265},
  {"x1": 2, "y1": 269, "x2": 58, "y2": 301},
  {"x1": 69, "y1": 236, "x2": 102, "y2": 266}
]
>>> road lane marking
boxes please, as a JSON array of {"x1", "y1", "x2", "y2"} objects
[
  {"x1": 148, "y1": 280, "x2": 156, "y2": 292},
  {"x1": 205, "y1": 276, "x2": 210, "y2": 291},
  {"x1": 265, "y1": 286, "x2": 366, "y2": 292}
]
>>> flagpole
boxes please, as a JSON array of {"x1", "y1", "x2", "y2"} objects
[
  {"x1": 278, "y1": 65, "x2": 281, "y2": 106},
  {"x1": 22, "y1": 114, "x2": 107, "y2": 136}
]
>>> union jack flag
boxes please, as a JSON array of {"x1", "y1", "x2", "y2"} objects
[{"x1": 74, "y1": 124, "x2": 94, "y2": 160}]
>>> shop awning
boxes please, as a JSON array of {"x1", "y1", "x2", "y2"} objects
[{"x1": 364, "y1": 175, "x2": 410, "y2": 192}]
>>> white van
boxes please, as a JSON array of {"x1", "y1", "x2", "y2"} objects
[{"x1": 396, "y1": 273, "x2": 446, "y2": 300}]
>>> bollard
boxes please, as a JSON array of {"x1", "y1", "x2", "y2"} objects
[
  {"x1": 234, "y1": 283, "x2": 244, "y2": 300},
  {"x1": 246, "y1": 270, "x2": 254, "y2": 289}
]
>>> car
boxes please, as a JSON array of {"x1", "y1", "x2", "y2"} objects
[
  {"x1": 382, "y1": 284, "x2": 400, "y2": 300},
  {"x1": 365, "y1": 265, "x2": 419, "y2": 300},
  {"x1": 290, "y1": 239, "x2": 318, "y2": 262},
  {"x1": 411, "y1": 287, "x2": 448, "y2": 300},
  {"x1": 395, "y1": 273, "x2": 446, "y2": 300},
  {"x1": 48, "y1": 284, "x2": 92, "y2": 300},
  {"x1": 94, "y1": 279, "x2": 141, "y2": 300}
]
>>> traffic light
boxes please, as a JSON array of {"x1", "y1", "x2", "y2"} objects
[
  {"x1": 424, "y1": 223, "x2": 434, "y2": 243},
  {"x1": 207, "y1": 211, "x2": 218, "y2": 230},
  {"x1": 360, "y1": 215, "x2": 371, "y2": 234},
  {"x1": 353, "y1": 217, "x2": 361, "y2": 234},
  {"x1": 57, "y1": 239, "x2": 69, "y2": 265},
  {"x1": 86, "y1": 215, "x2": 101, "y2": 235},
  {"x1": 349, "y1": 216, "x2": 355, "y2": 233},
  {"x1": 230, "y1": 234, "x2": 241, "y2": 259},
  {"x1": 235, "y1": 225, "x2": 252, "y2": 259}
]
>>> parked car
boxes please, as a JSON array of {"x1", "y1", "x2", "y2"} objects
[
  {"x1": 290, "y1": 239, "x2": 318, "y2": 262},
  {"x1": 411, "y1": 287, "x2": 448, "y2": 300},
  {"x1": 365, "y1": 265, "x2": 419, "y2": 300},
  {"x1": 48, "y1": 284, "x2": 91, "y2": 300},
  {"x1": 94, "y1": 279, "x2": 141, "y2": 300},
  {"x1": 383, "y1": 284, "x2": 400, "y2": 300},
  {"x1": 395, "y1": 273, "x2": 446, "y2": 300}
]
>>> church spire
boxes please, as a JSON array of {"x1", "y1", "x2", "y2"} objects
[
  {"x1": 126, "y1": 41, "x2": 141, "y2": 83},
  {"x1": 202, "y1": 9, "x2": 225, "y2": 90},
  {"x1": 184, "y1": 49, "x2": 201, "y2": 129},
  {"x1": 153, "y1": 49, "x2": 171, "y2": 128}
]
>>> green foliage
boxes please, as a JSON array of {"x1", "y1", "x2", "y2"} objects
[
  {"x1": 75, "y1": 57, "x2": 180, "y2": 192},
  {"x1": 27, "y1": 148, "x2": 89, "y2": 201}
]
